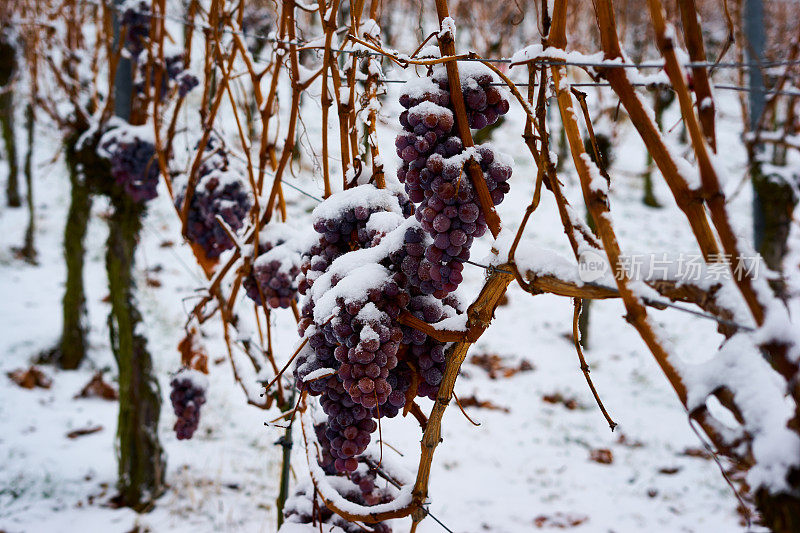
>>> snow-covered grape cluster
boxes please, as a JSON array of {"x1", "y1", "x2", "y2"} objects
[
  {"x1": 297, "y1": 191, "x2": 411, "y2": 297},
  {"x1": 176, "y1": 135, "x2": 253, "y2": 259},
  {"x1": 291, "y1": 65, "x2": 510, "y2": 490},
  {"x1": 169, "y1": 369, "x2": 207, "y2": 440},
  {"x1": 282, "y1": 476, "x2": 392, "y2": 533},
  {"x1": 98, "y1": 123, "x2": 160, "y2": 202},
  {"x1": 135, "y1": 52, "x2": 199, "y2": 99},
  {"x1": 396, "y1": 65, "x2": 512, "y2": 296},
  {"x1": 433, "y1": 69, "x2": 510, "y2": 130},
  {"x1": 243, "y1": 223, "x2": 303, "y2": 309},
  {"x1": 120, "y1": 0, "x2": 151, "y2": 57},
  {"x1": 293, "y1": 186, "x2": 464, "y2": 474}
]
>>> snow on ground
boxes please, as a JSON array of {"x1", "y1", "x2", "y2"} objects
[{"x1": 2, "y1": 76, "x2": 795, "y2": 533}]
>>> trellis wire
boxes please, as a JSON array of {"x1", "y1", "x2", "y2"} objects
[
  {"x1": 266, "y1": 180, "x2": 757, "y2": 333},
  {"x1": 83, "y1": 0, "x2": 770, "y2": 341},
  {"x1": 49, "y1": 0, "x2": 800, "y2": 75},
  {"x1": 349, "y1": 78, "x2": 800, "y2": 97}
]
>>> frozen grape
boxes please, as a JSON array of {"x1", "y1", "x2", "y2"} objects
[{"x1": 169, "y1": 368, "x2": 207, "y2": 440}]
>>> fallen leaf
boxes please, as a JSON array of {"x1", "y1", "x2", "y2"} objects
[
  {"x1": 75, "y1": 372, "x2": 118, "y2": 401},
  {"x1": 680, "y1": 446, "x2": 712, "y2": 460},
  {"x1": 542, "y1": 392, "x2": 579, "y2": 410},
  {"x1": 470, "y1": 353, "x2": 534, "y2": 379},
  {"x1": 67, "y1": 425, "x2": 103, "y2": 439},
  {"x1": 457, "y1": 394, "x2": 510, "y2": 413},
  {"x1": 534, "y1": 513, "x2": 588, "y2": 528},
  {"x1": 589, "y1": 448, "x2": 614, "y2": 464},
  {"x1": 7, "y1": 366, "x2": 52, "y2": 389}
]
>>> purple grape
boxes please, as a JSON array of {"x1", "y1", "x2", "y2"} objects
[
  {"x1": 169, "y1": 369, "x2": 207, "y2": 440},
  {"x1": 100, "y1": 128, "x2": 160, "y2": 202},
  {"x1": 176, "y1": 138, "x2": 252, "y2": 259}
]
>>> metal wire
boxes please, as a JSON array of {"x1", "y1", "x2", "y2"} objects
[
  {"x1": 62, "y1": 0, "x2": 800, "y2": 74},
  {"x1": 274, "y1": 177, "x2": 757, "y2": 333},
  {"x1": 346, "y1": 78, "x2": 800, "y2": 97},
  {"x1": 64, "y1": 0, "x2": 763, "y2": 331},
  {"x1": 363, "y1": 457, "x2": 454, "y2": 533}
]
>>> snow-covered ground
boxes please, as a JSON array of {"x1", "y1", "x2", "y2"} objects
[{"x1": 2, "y1": 72, "x2": 797, "y2": 533}]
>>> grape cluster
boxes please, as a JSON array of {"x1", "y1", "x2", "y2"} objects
[
  {"x1": 176, "y1": 137, "x2": 253, "y2": 259},
  {"x1": 401, "y1": 296, "x2": 451, "y2": 399},
  {"x1": 100, "y1": 127, "x2": 160, "y2": 202},
  {"x1": 294, "y1": 188, "x2": 469, "y2": 477},
  {"x1": 395, "y1": 68, "x2": 512, "y2": 296},
  {"x1": 120, "y1": 1, "x2": 151, "y2": 57},
  {"x1": 297, "y1": 206, "x2": 375, "y2": 296},
  {"x1": 297, "y1": 191, "x2": 409, "y2": 297},
  {"x1": 135, "y1": 53, "x2": 199, "y2": 99},
  {"x1": 327, "y1": 281, "x2": 409, "y2": 409},
  {"x1": 432, "y1": 69, "x2": 510, "y2": 129},
  {"x1": 243, "y1": 225, "x2": 302, "y2": 309},
  {"x1": 282, "y1": 478, "x2": 392, "y2": 533},
  {"x1": 241, "y1": 4, "x2": 274, "y2": 58},
  {"x1": 169, "y1": 369, "x2": 207, "y2": 440},
  {"x1": 319, "y1": 376, "x2": 378, "y2": 472}
]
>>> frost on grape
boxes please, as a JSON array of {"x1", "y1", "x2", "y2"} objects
[
  {"x1": 293, "y1": 184, "x2": 468, "y2": 473},
  {"x1": 175, "y1": 134, "x2": 253, "y2": 259},
  {"x1": 395, "y1": 69, "x2": 512, "y2": 296},
  {"x1": 169, "y1": 368, "x2": 208, "y2": 440},
  {"x1": 97, "y1": 120, "x2": 160, "y2": 202},
  {"x1": 243, "y1": 223, "x2": 305, "y2": 309}
]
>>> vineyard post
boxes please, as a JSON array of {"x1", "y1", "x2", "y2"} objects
[{"x1": 746, "y1": 0, "x2": 795, "y2": 293}]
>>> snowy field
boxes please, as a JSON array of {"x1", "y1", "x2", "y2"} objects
[{"x1": 2, "y1": 71, "x2": 797, "y2": 533}]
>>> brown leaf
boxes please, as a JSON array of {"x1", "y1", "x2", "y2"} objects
[
  {"x1": 7, "y1": 366, "x2": 52, "y2": 389},
  {"x1": 589, "y1": 448, "x2": 614, "y2": 464},
  {"x1": 75, "y1": 372, "x2": 118, "y2": 401},
  {"x1": 145, "y1": 277, "x2": 162, "y2": 288},
  {"x1": 658, "y1": 466, "x2": 681, "y2": 475},
  {"x1": 680, "y1": 446, "x2": 712, "y2": 460},
  {"x1": 616, "y1": 433, "x2": 645, "y2": 448},
  {"x1": 542, "y1": 392, "x2": 579, "y2": 410},
  {"x1": 457, "y1": 394, "x2": 510, "y2": 413},
  {"x1": 67, "y1": 425, "x2": 103, "y2": 439},
  {"x1": 470, "y1": 353, "x2": 534, "y2": 379},
  {"x1": 534, "y1": 513, "x2": 588, "y2": 528},
  {"x1": 178, "y1": 328, "x2": 209, "y2": 374}
]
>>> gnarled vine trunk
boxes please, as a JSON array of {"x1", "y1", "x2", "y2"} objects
[
  {"x1": 59, "y1": 135, "x2": 93, "y2": 370},
  {"x1": 0, "y1": 36, "x2": 20, "y2": 208},
  {"x1": 20, "y1": 103, "x2": 36, "y2": 261},
  {"x1": 106, "y1": 193, "x2": 166, "y2": 511}
]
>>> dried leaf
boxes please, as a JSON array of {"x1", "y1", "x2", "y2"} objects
[
  {"x1": 178, "y1": 328, "x2": 209, "y2": 374},
  {"x1": 534, "y1": 513, "x2": 588, "y2": 528},
  {"x1": 589, "y1": 448, "x2": 614, "y2": 464},
  {"x1": 680, "y1": 446, "x2": 712, "y2": 460},
  {"x1": 67, "y1": 425, "x2": 103, "y2": 439},
  {"x1": 457, "y1": 394, "x2": 510, "y2": 413},
  {"x1": 470, "y1": 353, "x2": 534, "y2": 380},
  {"x1": 75, "y1": 372, "x2": 118, "y2": 401},
  {"x1": 542, "y1": 392, "x2": 579, "y2": 410},
  {"x1": 7, "y1": 366, "x2": 52, "y2": 389}
]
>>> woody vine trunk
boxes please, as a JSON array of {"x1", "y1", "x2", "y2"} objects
[
  {"x1": 59, "y1": 134, "x2": 93, "y2": 370},
  {"x1": 106, "y1": 192, "x2": 166, "y2": 510}
]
